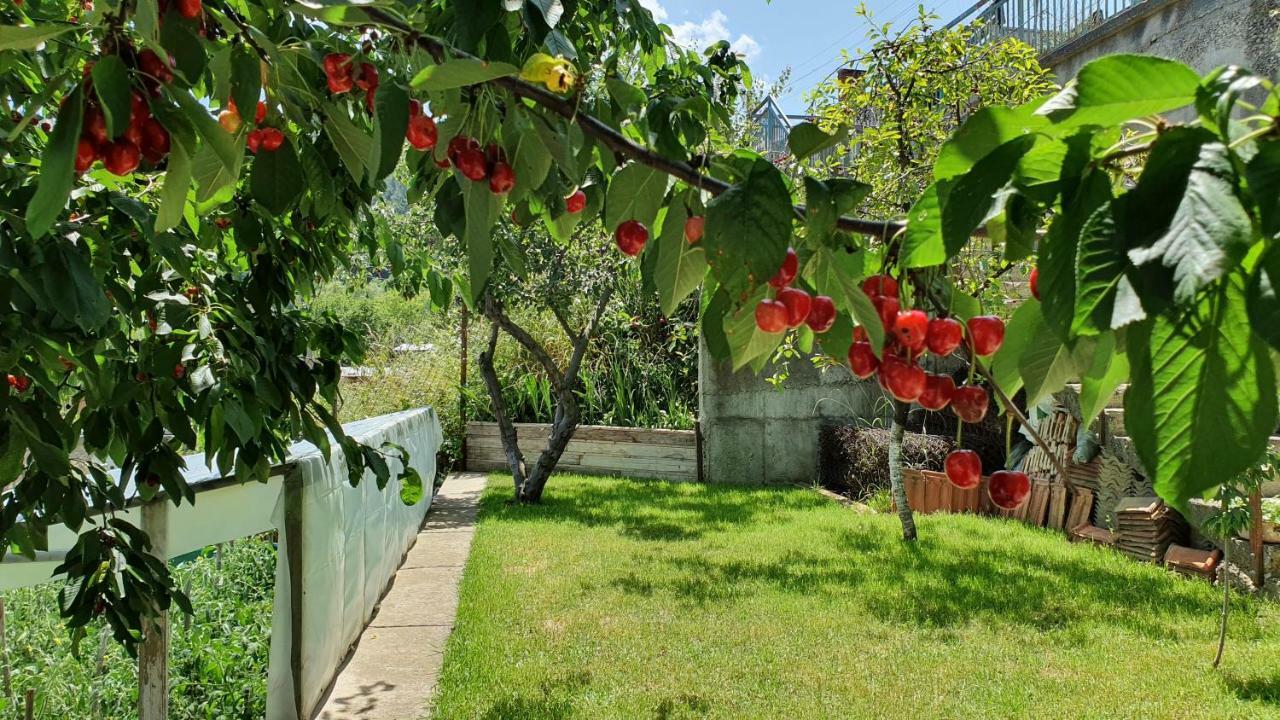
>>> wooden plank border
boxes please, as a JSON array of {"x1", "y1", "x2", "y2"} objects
[{"x1": 465, "y1": 422, "x2": 697, "y2": 481}]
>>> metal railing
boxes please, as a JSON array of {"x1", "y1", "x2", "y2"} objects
[{"x1": 948, "y1": 0, "x2": 1150, "y2": 57}]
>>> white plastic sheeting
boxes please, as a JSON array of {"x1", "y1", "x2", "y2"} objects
[{"x1": 266, "y1": 407, "x2": 440, "y2": 720}]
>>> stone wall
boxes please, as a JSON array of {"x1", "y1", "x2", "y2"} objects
[
  {"x1": 697, "y1": 342, "x2": 891, "y2": 485},
  {"x1": 1044, "y1": 0, "x2": 1280, "y2": 82}
]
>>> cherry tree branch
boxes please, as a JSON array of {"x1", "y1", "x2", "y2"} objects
[{"x1": 364, "y1": 8, "x2": 906, "y2": 238}]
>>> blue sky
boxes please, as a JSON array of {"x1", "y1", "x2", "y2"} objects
[{"x1": 639, "y1": 0, "x2": 978, "y2": 114}]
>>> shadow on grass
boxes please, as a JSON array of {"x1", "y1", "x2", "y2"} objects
[
  {"x1": 1221, "y1": 670, "x2": 1280, "y2": 704},
  {"x1": 477, "y1": 669, "x2": 591, "y2": 720},
  {"x1": 483, "y1": 475, "x2": 1229, "y2": 642}
]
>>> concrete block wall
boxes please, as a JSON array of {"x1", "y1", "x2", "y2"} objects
[
  {"x1": 1045, "y1": 0, "x2": 1280, "y2": 82},
  {"x1": 698, "y1": 341, "x2": 891, "y2": 485}
]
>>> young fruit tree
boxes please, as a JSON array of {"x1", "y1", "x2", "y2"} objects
[{"x1": 1, "y1": 0, "x2": 1278, "y2": 646}]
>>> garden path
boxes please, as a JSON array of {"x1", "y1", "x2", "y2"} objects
[{"x1": 317, "y1": 471, "x2": 487, "y2": 720}]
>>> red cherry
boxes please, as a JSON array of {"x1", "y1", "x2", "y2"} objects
[
  {"x1": 246, "y1": 129, "x2": 263, "y2": 153},
  {"x1": 1029, "y1": 267, "x2": 1040, "y2": 300},
  {"x1": 84, "y1": 106, "x2": 109, "y2": 145},
  {"x1": 615, "y1": 220, "x2": 649, "y2": 257},
  {"x1": 918, "y1": 374, "x2": 956, "y2": 411},
  {"x1": 447, "y1": 135, "x2": 478, "y2": 166},
  {"x1": 255, "y1": 101, "x2": 267, "y2": 125},
  {"x1": 218, "y1": 109, "x2": 242, "y2": 133},
  {"x1": 130, "y1": 91, "x2": 150, "y2": 127},
  {"x1": 777, "y1": 287, "x2": 812, "y2": 329},
  {"x1": 684, "y1": 216, "x2": 704, "y2": 245},
  {"x1": 172, "y1": 363, "x2": 186, "y2": 380},
  {"x1": 852, "y1": 325, "x2": 868, "y2": 343},
  {"x1": 881, "y1": 356, "x2": 926, "y2": 403},
  {"x1": 967, "y1": 315, "x2": 1005, "y2": 357},
  {"x1": 406, "y1": 115, "x2": 438, "y2": 151},
  {"x1": 944, "y1": 450, "x2": 982, "y2": 490},
  {"x1": 755, "y1": 299, "x2": 788, "y2": 333},
  {"x1": 893, "y1": 309, "x2": 929, "y2": 351},
  {"x1": 873, "y1": 295, "x2": 900, "y2": 333},
  {"x1": 926, "y1": 317, "x2": 964, "y2": 357},
  {"x1": 141, "y1": 119, "x2": 170, "y2": 163},
  {"x1": 434, "y1": 156, "x2": 451, "y2": 170},
  {"x1": 327, "y1": 73, "x2": 355, "y2": 94},
  {"x1": 75, "y1": 138, "x2": 98, "y2": 173},
  {"x1": 139, "y1": 50, "x2": 173, "y2": 84},
  {"x1": 565, "y1": 190, "x2": 587, "y2": 214},
  {"x1": 456, "y1": 147, "x2": 489, "y2": 181},
  {"x1": 259, "y1": 127, "x2": 285, "y2": 151},
  {"x1": 323, "y1": 53, "x2": 351, "y2": 77},
  {"x1": 989, "y1": 470, "x2": 1031, "y2": 510},
  {"x1": 489, "y1": 161, "x2": 516, "y2": 194},
  {"x1": 409, "y1": 99, "x2": 422, "y2": 117},
  {"x1": 767, "y1": 247, "x2": 799, "y2": 289},
  {"x1": 848, "y1": 341, "x2": 879, "y2": 379},
  {"x1": 175, "y1": 0, "x2": 201, "y2": 19},
  {"x1": 6, "y1": 374, "x2": 31, "y2": 393},
  {"x1": 861, "y1": 275, "x2": 898, "y2": 298},
  {"x1": 122, "y1": 123, "x2": 144, "y2": 147},
  {"x1": 103, "y1": 140, "x2": 141, "y2": 175},
  {"x1": 806, "y1": 296, "x2": 836, "y2": 333},
  {"x1": 364, "y1": 86, "x2": 376, "y2": 114},
  {"x1": 951, "y1": 385, "x2": 990, "y2": 424},
  {"x1": 355, "y1": 63, "x2": 379, "y2": 91}
]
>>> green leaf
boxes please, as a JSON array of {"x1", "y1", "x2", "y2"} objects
[
  {"x1": 605, "y1": 78, "x2": 646, "y2": 113},
  {"x1": 160, "y1": 16, "x2": 206, "y2": 82},
  {"x1": 1079, "y1": 331, "x2": 1128, "y2": 426},
  {"x1": 324, "y1": 108, "x2": 371, "y2": 184},
  {"x1": 934, "y1": 99, "x2": 1048, "y2": 180},
  {"x1": 1246, "y1": 141, "x2": 1280, "y2": 238},
  {"x1": 0, "y1": 24, "x2": 77, "y2": 50},
  {"x1": 1247, "y1": 243, "x2": 1280, "y2": 352},
  {"x1": 724, "y1": 286, "x2": 783, "y2": 372},
  {"x1": 44, "y1": 239, "x2": 111, "y2": 331},
  {"x1": 190, "y1": 140, "x2": 242, "y2": 205},
  {"x1": 91, "y1": 55, "x2": 132, "y2": 139},
  {"x1": 135, "y1": 0, "x2": 160, "y2": 42},
  {"x1": 655, "y1": 201, "x2": 706, "y2": 315},
  {"x1": 26, "y1": 86, "x2": 83, "y2": 238},
  {"x1": 367, "y1": 82, "x2": 409, "y2": 183},
  {"x1": 1038, "y1": 169, "x2": 1112, "y2": 339},
  {"x1": 901, "y1": 179, "x2": 951, "y2": 268},
  {"x1": 803, "y1": 248, "x2": 884, "y2": 355},
  {"x1": 502, "y1": 109, "x2": 552, "y2": 204},
  {"x1": 1126, "y1": 274, "x2": 1277, "y2": 510},
  {"x1": 701, "y1": 287, "x2": 731, "y2": 361},
  {"x1": 942, "y1": 135, "x2": 1036, "y2": 256},
  {"x1": 604, "y1": 163, "x2": 668, "y2": 231},
  {"x1": 230, "y1": 46, "x2": 261, "y2": 131},
  {"x1": 1071, "y1": 201, "x2": 1125, "y2": 336},
  {"x1": 173, "y1": 90, "x2": 243, "y2": 176},
  {"x1": 704, "y1": 158, "x2": 793, "y2": 290},
  {"x1": 462, "y1": 180, "x2": 503, "y2": 301},
  {"x1": 1127, "y1": 138, "x2": 1251, "y2": 303},
  {"x1": 1020, "y1": 325, "x2": 1083, "y2": 408},
  {"x1": 251, "y1": 138, "x2": 304, "y2": 214},
  {"x1": 155, "y1": 141, "x2": 192, "y2": 232},
  {"x1": 1038, "y1": 55, "x2": 1201, "y2": 128},
  {"x1": 411, "y1": 59, "x2": 519, "y2": 91},
  {"x1": 990, "y1": 300, "x2": 1040, "y2": 399},
  {"x1": 787, "y1": 122, "x2": 847, "y2": 163}
]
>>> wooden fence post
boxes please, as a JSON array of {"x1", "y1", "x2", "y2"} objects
[
  {"x1": 1250, "y1": 487, "x2": 1265, "y2": 590},
  {"x1": 283, "y1": 473, "x2": 305, "y2": 720},
  {"x1": 138, "y1": 500, "x2": 169, "y2": 719}
]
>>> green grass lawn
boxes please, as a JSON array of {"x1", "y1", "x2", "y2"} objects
[{"x1": 430, "y1": 474, "x2": 1280, "y2": 719}]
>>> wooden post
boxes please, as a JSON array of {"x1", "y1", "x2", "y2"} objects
[
  {"x1": 138, "y1": 501, "x2": 169, "y2": 719},
  {"x1": 24, "y1": 688, "x2": 33, "y2": 720},
  {"x1": 1250, "y1": 487, "x2": 1265, "y2": 590},
  {"x1": 283, "y1": 473, "x2": 305, "y2": 720}
]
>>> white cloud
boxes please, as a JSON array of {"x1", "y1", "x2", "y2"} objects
[{"x1": 639, "y1": 2, "x2": 761, "y2": 61}]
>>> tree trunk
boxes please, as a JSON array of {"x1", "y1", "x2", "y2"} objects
[
  {"x1": 1213, "y1": 544, "x2": 1230, "y2": 668},
  {"x1": 479, "y1": 288, "x2": 613, "y2": 503},
  {"x1": 888, "y1": 399, "x2": 917, "y2": 541}
]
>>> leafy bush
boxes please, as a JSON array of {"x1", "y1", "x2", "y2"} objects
[{"x1": 0, "y1": 538, "x2": 274, "y2": 718}]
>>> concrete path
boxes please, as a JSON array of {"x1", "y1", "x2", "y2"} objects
[{"x1": 318, "y1": 472, "x2": 488, "y2": 720}]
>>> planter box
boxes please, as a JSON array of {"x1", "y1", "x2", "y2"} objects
[{"x1": 901, "y1": 468, "x2": 985, "y2": 515}]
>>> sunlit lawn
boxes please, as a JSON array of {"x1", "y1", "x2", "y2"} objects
[{"x1": 430, "y1": 474, "x2": 1280, "y2": 719}]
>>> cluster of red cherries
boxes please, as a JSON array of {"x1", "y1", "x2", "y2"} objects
[
  {"x1": 218, "y1": 100, "x2": 285, "y2": 153},
  {"x1": 5, "y1": 374, "x2": 30, "y2": 394},
  {"x1": 441, "y1": 135, "x2": 516, "y2": 194},
  {"x1": 323, "y1": 52, "x2": 380, "y2": 112},
  {"x1": 752, "y1": 248, "x2": 837, "y2": 333},
  {"x1": 75, "y1": 52, "x2": 175, "y2": 176}
]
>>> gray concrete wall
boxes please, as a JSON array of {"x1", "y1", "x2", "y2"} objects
[
  {"x1": 698, "y1": 342, "x2": 891, "y2": 485},
  {"x1": 1045, "y1": 0, "x2": 1280, "y2": 82}
]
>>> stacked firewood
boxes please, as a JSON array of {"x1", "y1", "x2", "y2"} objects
[{"x1": 1114, "y1": 497, "x2": 1188, "y2": 563}]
